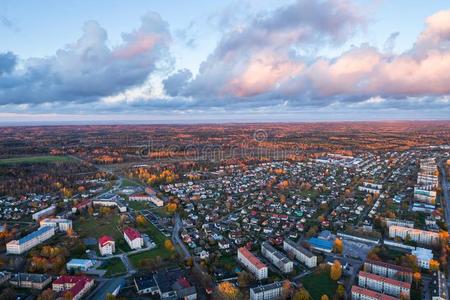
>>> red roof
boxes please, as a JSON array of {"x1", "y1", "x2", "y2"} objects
[
  {"x1": 124, "y1": 227, "x2": 141, "y2": 241},
  {"x1": 352, "y1": 286, "x2": 397, "y2": 300},
  {"x1": 238, "y1": 247, "x2": 267, "y2": 270},
  {"x1": 75, "y1": 199, "x2": 92, "y2": 209},
  {"x1": 359, "y1": 271, "x2": 411, "y2": 289},
  {"x1": 177, "y1": 277, "x2": 191, "y2": 288},
  {"x1": 53, "y1": 275, "x2": 92, "y2": 285},
  {"x1": 98, "y1": 235, "x2": 114, "y2": 247}
]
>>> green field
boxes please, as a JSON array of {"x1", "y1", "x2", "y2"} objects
[
  {"x1": 300, "y1": 271, "x2": 338, "y2": 299},
  {"x1": 74, "y1": 215, "x2": 131, "y2": 253},
  {"x1": 127, "y1": 201, "x2": 152, "y2": 211},
  {"x1": 121, "y1": 178, "x2": 142, "y2": 187},
  {"x1": 128, "y1": 222, "x2": 174, "y2": 267},
  {"x1": 99, "y1": 258, "x2": 126, "y2": 276},
  {"x1": 0, "y1": 155, "x2": 73, "y2": 165}
]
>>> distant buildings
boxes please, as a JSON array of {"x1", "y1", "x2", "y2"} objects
[
  {"x1": 358, "y1": 271, "x2": 411, "y2": 298},
  {"x1": 358, "y1": 182, "x2": 383, "y2": 194},
  {"x1": 66, "y1": 259, "x2": 95, "y2": 272},
  {"x1": 237, "y1": 247, "x2": 268, "y2": 280},
  {"x1": 129, "y1": 193, "x2": 164, "y2": 207},
  {"x1": 261, "y1": 242, "x2": 293, "y2": 273},
  {"x1": 40, "y1": 218, "x2": 72, "y2": 232},
  {"x1": 98, "y1": 235, "x2": 115, "y2": 256},
  {"x1": 72, "y1": 199, "x2": 92, "y2": 213},
  {"x1": 411, "y1": 247, "x2": 434, "y2": 269},
  {"x1": 52, "y1": 275, "x2": 94, "y2": 300},
  {"x1": 124, "y1": 227, "x2": 144, "y2": 249},
  {"x1": 93, "y1": 193, "x2": 127, "y2": 212},
  {"x1": 414, "y1": 186, "x2": 437, "y2": 204},
  {"x1": 388, "y1": 225, "x2": 440, "y2": 246},
  {"x1": 283, "y1": 239, "x2": 317, "y2": 268},
  {"x1": 6, "y1": 226, "x2": 55, "y2": 254},
  {"x1": 250, "y1": 281, "x2": 284, "y2": 300},
  {"x1": 385, "y1": 218, "x2": 414, "y2": 229},
  {"x1": 10, "y1": 273, "x2": 52, "y2": 290},
  {"x1": 32, "y1": 205, "x2": 56, "y2": 221}
]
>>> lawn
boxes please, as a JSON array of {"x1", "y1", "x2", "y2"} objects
[
  {"x1": 300, "y1": 270, "x2": 338, "y2": 299},
  {"x1": 74, "y1": 214, "x2": 131, "y2": 253},
  {"x1": 99, "y1": 258, "x2": 126, "y2": 277},
  {"x1": 0, "y1": 155, "x2": 73, "y2": 165},
  {"x1": 127, "y1": 201, "x2": 152, "y2": 211},
  {"x1": 128, "y1": 222, "x2": 174, "y2": 267},
  {"x1": 121, "y1": 178, "x2": 142, "y2": 187}
]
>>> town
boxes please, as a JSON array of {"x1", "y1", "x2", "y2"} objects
[{"x1": 0, "y1": 122, "x2": 449, "y2": 300}]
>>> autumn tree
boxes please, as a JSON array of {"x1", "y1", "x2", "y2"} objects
[
  {"x1": 321, "y1": 295, "x2": 330, "y2": 300},
  {"x1": 336, "y1": 285, "x2": 345, "y2": 300},
  {"x1": 413, "y1": 272, "x2": 421, "y2": 288},
  {"x1": 330, "y1": 260, "x2": 342, "y2": 281},
  {"x1": 334, "y1": 239, "x2": 343, "y2": 254},
  {"x1": 293, "y1": 288, "x2": 311, "y2": 300},
  {"x1": 430, "y1": 259, "x2": 440, "y2": 271},
  {"x1": 166, "y1": 203, "x2": 178, "y2": 214},
  {"x1": 216, "y1": 281, "x2": 240, "y2": 300},
  {"x1": 38, "y1": 289, "x2": 56, "y2": 300},
  {"x1": 164, "y1": 239, "x2": 175, "y2": 251},
  {"x1": 136, "y1": 215, "x2": 147, "y2": 226},
  {"x1": 237, "y1": 271, "x2": 251, "y2": 287},
  {"x1": 87, "y1": 206, "x2": 94, "y2": 216}
]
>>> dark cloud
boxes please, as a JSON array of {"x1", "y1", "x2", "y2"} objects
[
  {"x1": 0, "y1": 51, "x2": 17, "y2": 75},
  {"x1": 0, "y1": 12, "x2": 171, "y2": 105},
  {"x1": 162, "y1": 69, "x2": 192, "y2": 96}
]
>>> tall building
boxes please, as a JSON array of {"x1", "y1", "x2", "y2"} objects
[
  {"x1": 411, "y1": 247, "x2": 434, "y2": 269},
  {"x1": 6, "y1": 226, "x2": 55, "y2": 254},
  {"x1": 237, "y1": 247, "x2": 268, "y2": 280},
  {"x1": 430, "y1": 271, "x2": 448, "y2": 300},
  {"x1": 283, "y1": 239, "x2": 317, "y2": 268},
  {"x1": 261, "y1": 242, "x2": 293, "y2": 273},
  {"x1": 32, "y1": 205, "x2": 56, "y2": 221}
]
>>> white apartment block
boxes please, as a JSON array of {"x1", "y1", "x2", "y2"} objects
[
  {"x1": 385, "y1": 218, "x2": 414, "y2": 229},
  {"x1": 411, "y1": 247, "x2": 434, "y2": 269},
  {"x1": 123, "y1": 227, "x2": 144, "y2": 250},
  {"x1": 40, "y1": 218, "x2": 72, "y2": 232},
  {"x1": 363, "y1": 260, "x2": 412, "y2": 283},
  {"x1": 351, "y1": 286, "x2": 397, "y2": 300},
  {"x1": 6, "y1": 226, "x2": 55, "y2": 254},
  {"x1": 237, "y1": 247, "x2": 268, "y2": 280},
  {"x1": 358, "y1": 271, "x2": 411, "y2": 298},
  {"x1": 32, "y1": 205, "x2": 56, "y2": 221},
  {"x1": 283, "y1": 239, "x2": 317, "y2": 268},
  {"x1": 414, "y1": 186, "x2": 437, "y2": 204},
  {"x1": 261, "y1": 242, "x2": 293, "y2": 273},
  {"x1": 250, "y1": 281, "x2": 284, "y2": 300},
  {"x1": 389, "y1": 225, "x2": 440, "y2": 246}
]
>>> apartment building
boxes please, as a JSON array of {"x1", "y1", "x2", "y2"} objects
[
  {"x1": 250, "y1": 281, "x2": 284, "y2": 300},
  {"x1": 237, "y1": 247, "x2": 268, "y2": 280},
  {"x1": 385, "y1": 218, "x2": 414, "y2": 229},
  {"x1": 363, "y1": 260, "x2": 413, "y2": 283},
  {"x1": 389, "y1": 225, "x2": 440, "y2": 246},
  {"x1": 351, "y1": 286, "x2": 397, "y2": 300},
  {"x1": 411, "y1": 247, "x2": 434, "y2": 269},
  {"x1": 52, "y1": 275, "x2": 94, "y2": 300},
  {"x1": 124, "y1": 227, "x2": 144, "y2": 249},
  {"x1": 261, "y1": 242, "x2": 293, "y2": 273},
  {"x1": 10, "y1": 273, "x2": 52, "y2": 290},
  {"x1": 32, "y1": 205, "x2": 56, "y2": 221},
  {"x1": 283, "y1": 239, "x2": 317, "y2": 268},
  {"x1": 430, "y1": 271, "x2": 448, "y2": 300},
  {"x1": 414, "y1": 186, "x2": 437, "y2": 204},
  {"x1": 40, "y1": 218, "x2": 73, "y2": 232},
  {"x1": 358, "y1": 271, "x2": 411, "y2": 298},
  {"x1": 6, "y1": 226, "x2": 55, "y2": 254},
  {"x1": 98, "y1": 235, "x2": 115, "y2": 256}
]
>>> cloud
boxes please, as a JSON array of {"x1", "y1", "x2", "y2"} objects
[
  {"x1": 0, "y1": 12, "x2": 171, "y2": 105},
  {"x1": 162, "y1": 69, "x2": 192, "y2": 96},
  {"x1": 0, "y1": 51, "x2": 17, "y2": 75}
]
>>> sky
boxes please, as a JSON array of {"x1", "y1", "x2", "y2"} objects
[{"x1": 1, "y1": 0, "x2": 450, "y2": 124}]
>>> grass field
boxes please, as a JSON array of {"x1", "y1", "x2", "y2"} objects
[
  {"x1": 127, "y1": 201, "x2": 152, "y2": 211},
  {"x1": 74, "y1": 215, "x2": 131, "y2": 253},
  {"x1": 128, "y1": 222, "x2": 174, "y2": 267},
  {"x1": 300, "y1": 270, "x2": 338, "y2": 299},
  {"x1": 121, "y1": 178, "x2": 142, "y2": 187},
  {"x1": 0, "y1": 155, "x2": 73, "y2": 165},
  {"x1": 99, "y1": 258, "x2": 126, "y2": 276}
]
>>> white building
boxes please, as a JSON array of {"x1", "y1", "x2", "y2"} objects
[
  {"x1": 6, "y1": 226, "x2": 55, "y2": 254},
  {"x1": 39, "y1": 218, "x2": 72, "y2": 232},
  {"x1": 250, "y1": 281, "x2": 284, "y2": 300},
  {"x1": 412, "y1": 247, "x2": 434, "y2": 269},
  {"x1": 237, "y1": 247, "x2": 268, "y2": 280},
  {"x1": 98, "y1": 235, "x2": 115, "y2": 256},
  {"x1": 283, "y1": 239, "x2": 317, "y2": 268},
  {"x1": 32, "y1": 205, "x2": 56, "y2": 221},
  {"x1": 358, "y1": 271, "x2": 411, "y2": 298},
  {"x1": 351, "y1": 286, "x2": 397, "y2": 300},
  {"x1": 389, "y1": 225, "x2": 440, "y2": 246},
  {"x1": 261, "y1": 242, "x2": 293, "y2": 273},
  {"x1": 124, "y1": 227, "x2": 144, "y2": 249}
]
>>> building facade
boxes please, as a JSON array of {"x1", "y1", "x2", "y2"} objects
[
  {"x1": 261, "y1": 242, "x2": 293, "y2": 273},
  {"x1": 250, "y1": 281, "x2": 284, "y2": 300},
  {"x1": 98, "y1": 235, "x2": 115, "y2": 256},
  {"x1": 388, "y1": 225, "x2": 440, "y2": 246},
  {"x1": 124, "y1": 227, "x2": 144, "y2": 249},
  {"x1": 6, "y1": 226, "x2": 55, "y2": 254},
  {"x1": 358, "y1": 271, "x2": 411, "y2": 298},
  {"x1": 283, "y1": 239, "x2": 317, "y2": 268},
  {"x1": 237, "y1": 247, "x2": 268, "y2": 280}
]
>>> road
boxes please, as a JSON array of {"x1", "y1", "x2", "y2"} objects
[{"x1": 438, "y1": 160, "x2": 450, "y2": 233}]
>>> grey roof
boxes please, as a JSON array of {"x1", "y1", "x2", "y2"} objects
[{"x1": 251, "y1": 281, "x2": 283, "y2": 294}]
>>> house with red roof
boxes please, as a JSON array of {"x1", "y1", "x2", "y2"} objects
[
  {"x1": 98, "y1": 235, "x2": 115, "y2": 256},
  {"x1": 52, "y1": 275, "x2": 94, "y2": 300},
  {"x1": 123, "y1": 227, "x2": 143, "y2": 249}
]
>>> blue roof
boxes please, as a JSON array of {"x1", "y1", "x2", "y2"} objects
[
  {"x1": 18, "y1": 226, "x2": 53, "y2": 245},
  {"x1": 67, "y1": 259, "x2": 94, "y2": 266},
  {"x1": 307, "y1": 237, "x2": 333, "y2": 250}
]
